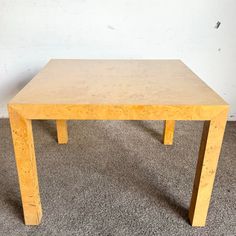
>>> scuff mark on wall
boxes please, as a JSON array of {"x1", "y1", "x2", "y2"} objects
[
  {"x1": 215, "y1": 21, "x2": 221, "y2": 29},
  {"x1": 107, "y1": 25, "x2": 115, "y2": 30}
]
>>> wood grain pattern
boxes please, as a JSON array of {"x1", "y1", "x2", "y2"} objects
[
  {"x1": 10, "y1": 60, "x2": 227, "y2": 106},
  {"x1": 8, "y1": 60, "x2": 229, "y2": 226},
  {"x1": 163, "y1": 120, "x2": 175, "y2": 145},
  {"x1": 8, "y1": 106, "x2": 42, "y2": 225},
  {"x1": 189, "y1": 109, "x2": 228, "y2": 226},
  {"x1": 56, "y1": 120, "x2": 68, "y2": 144},
  {"x1": 8, "y1": 104, "x2": 227, "y2": 121}
]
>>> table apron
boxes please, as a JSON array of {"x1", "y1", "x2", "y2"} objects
[{"x1": 8, "y1": 104, "x2": 228, "y2": 121}]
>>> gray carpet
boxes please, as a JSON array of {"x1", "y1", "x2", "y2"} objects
[{"x1": 0, "y1": 119, "x2": 235, "y2": 236}]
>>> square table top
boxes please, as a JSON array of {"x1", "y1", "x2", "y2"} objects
[{"x1": 10, "y1": 59, "x2": 227, "y2": 106}]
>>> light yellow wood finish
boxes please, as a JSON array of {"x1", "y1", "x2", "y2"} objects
[
  {"x1": 8, "y1": 104, "x2": 226, "y2": 121},
  {"x1": 189, "y1": 109, "x2": 228, "y2": 226},
  {"x1": 163, "y1": 120, "x2": 175, "y2": 145},
  {"x1": 56, "y1": 120, "x2": 68, "y2": 144},
  {"x1": 8, "y1": 60, "x2": 229, "y2": 226},
  {"x1": 10, "y1": 60, "x2": 226, "y2": 106},
  {"x1": 8, "y1": 106, "x2": 42, "y2": 225}
]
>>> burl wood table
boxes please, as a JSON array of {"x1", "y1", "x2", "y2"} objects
[{"x1": 8, "y1": 59, "x2": 228, "y2": 226}]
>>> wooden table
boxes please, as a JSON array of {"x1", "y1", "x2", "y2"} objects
[{"x1": 8, "y1": 59, "x2": 228, "y2": 226}]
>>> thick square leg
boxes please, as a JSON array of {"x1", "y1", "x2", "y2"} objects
[
  {"x1": 189, "y1": 109, "x2": 228, "y2": 226},
  {"x1": 56, "y1": 120, "x2": 68, "y2": 144},
  {"x1": 163, "y1": 120, "x2": 175, "y2": 145},
  {"x1": 8, "y1": 106, "x2": 42, "y2": 225}
]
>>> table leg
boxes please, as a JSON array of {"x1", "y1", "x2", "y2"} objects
[
  {"x1": 56, "y1": 120, "x2": 68, "y2": 144},
  {"x1": 189, "y1": 109, "x2": 228, "y2": 226},
  {"x1": 163, "y1": 120, "x2": 175, "y2": 145},
  {"x1": 9, "y1": 107, "x2": 42, "y2": 225}
]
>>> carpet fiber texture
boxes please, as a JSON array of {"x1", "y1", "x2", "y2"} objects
[{"x1": 0, "y1": 119, "x2": 235, "y2": 236}]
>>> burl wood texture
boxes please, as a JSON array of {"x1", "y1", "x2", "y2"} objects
[
  {"x1": 8, "y1": 106, "x2": 42, "y2": 225},
  {"x1": 163, "y1": 120, "x2": 175, "y2": 145},
  {"x1": 10, "y1": 60, "x2": 226, "y2": 106},
  {"x1": 56, "y1": 120, "x2": 68, "y2": 144},
  {"x1": 8, "y1": 59, "x2": 229, "y2": 226},
  {"x1": 189, "y1": 109, "x2": 228, "y2": 226}
]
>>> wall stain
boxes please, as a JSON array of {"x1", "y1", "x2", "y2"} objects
[
  {"x1": 215, "y1": 21, "x2": 221, "y2": 29},
  {"x1": 107, "y1": 25, "x2": 115, "y2": 30}
]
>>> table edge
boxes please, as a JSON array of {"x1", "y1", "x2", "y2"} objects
[{"x1": 8, "y1": 103, "x2": 229, "y2": 121}]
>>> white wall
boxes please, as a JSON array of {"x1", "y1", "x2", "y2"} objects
[{"x1": 1, "y1": 0, "x2": 236, "y2": 119}]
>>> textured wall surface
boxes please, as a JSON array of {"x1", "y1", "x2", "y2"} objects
[{"x1": 0, "y1": 0, "x2": 235, "y2": 119}]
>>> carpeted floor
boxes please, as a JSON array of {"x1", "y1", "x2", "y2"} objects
[{"x1": 0, "y1": 119, "x2": 235, "y2": 236}]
